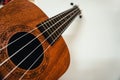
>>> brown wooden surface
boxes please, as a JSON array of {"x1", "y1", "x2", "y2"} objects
[{"x1": 0, "y1": 0, "x2": 70, "y2": 80}]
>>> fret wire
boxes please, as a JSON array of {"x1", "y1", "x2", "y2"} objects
[
  {"x1": 52, "y1": 18, "x2": 62, "y2": 31},
  {"x1": 49, "y1": 21, "x2": 60, "y2": 37},
  {"x1": 54, "y1": 17, "x2": 59, "y2": 22},
  {"x1": 50, "y1": 19, "x2": 63, "y2": 34},
  {"x1": 52, "y1": 23, "x2": 61, "y2": 38},
  {"x1": 49, "y1": 20, "x2": 56, "y2": 30},
  {"x1": 57, "y1": 9, "x2": 79, "y2": 36},
  {"x1": 55, "y1": 10, "x2": 79, "y2": 39},
  {"x1": 52, "y1": 19, "x2": 61, "y2": 27},
  {"x1": 49, "y1": 19, "x2": 57, "y2": 31},
  {"x1": 43, "y1": 24, "x2": 55, "y2": 40},
  {"x1": 58, "y1": 16, "x2": 66, "y2": 30},
  {"x1": 55, "y1": 21, "x2": 63, "y2": 32},
  {"x1": 46, "y1": 22, "x2": 58, "y2": 38},
  {"x1": 47, "y1": 22, "x2": 54, "y2": 32},
  {"x1": 35, "y1": 6, "x2": 80, "y2": 45},
  {"x1": 45, "y1": 22, "x2": 53, "y2": 32},
  {"x1": 53, "y1": 14, "x2": 66, "y2": 37},
  {"x1": 51, "y1": 8, "x2": 78, "y2": 37},
  {"x1": 47, "y1": 20, "x2": 62, "y2": 40},
  {"x1": 37, "y1": 6, "x2": 75, "y2": 27},
  {"x1": 59, "y1": 19, "x2": 68, "y2": 32},
  {"x1": 54, "y1": 20, "x2": 66, "y2": 37},
  {"x1": 52, "y1": 17, "x2": 76, "y2": 43},
  {"x1": 44, "y1": 23, "x2": 57, "y2": 39},
  {"x1": 47, "y1": 7, "x2": 79, "y2": 42},
  {"x1": 43, "y1": 24, "x2": 51, "y2": 34},
  {"x1": 49, "y1": 15, "x2": 63, "y2": 38},
  {"x1": 48, "y1": 19, "x2": 59, "y2": 34}
]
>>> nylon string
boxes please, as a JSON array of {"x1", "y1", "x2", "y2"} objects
[
  {"x1": 0, "y1": 7, "x2": 78, "y2": 67},
  {"x1": 2, "y1": 9, "x2": 79, "y2": 80}
]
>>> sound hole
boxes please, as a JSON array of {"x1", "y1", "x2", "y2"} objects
[{"x1": 7, "y1": 32, "x2": 44, "y2": 70}]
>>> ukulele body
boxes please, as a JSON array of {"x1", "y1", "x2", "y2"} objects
[{"x1": 0, "y1": 0, "x2": 70, "y2": 80}]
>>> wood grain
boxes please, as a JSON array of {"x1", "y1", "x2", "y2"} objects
[{"x1": 0, "y1": 0, "x2": 70, "y2": 80}]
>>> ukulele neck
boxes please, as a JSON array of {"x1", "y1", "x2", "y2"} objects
[{"x1": 37, "y1": 6, "x2": 81, "y2": 45}]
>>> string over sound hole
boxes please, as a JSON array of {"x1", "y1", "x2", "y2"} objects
[{"x1": 7, "y1": 32, "x2": 44, "y2": 70}]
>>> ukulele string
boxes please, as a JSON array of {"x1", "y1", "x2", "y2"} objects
[
  {"x1": 2, "y1": 9, "x2": 79, "y2": 80},
  {"x1": 19, "y1": 10, "x2": 79, "y2": 80},
  {"x1": 3, "y1": 9, "x2": 79, "y2": 80},
  {"x1": 0, "y1": 7, "x2": 78, "y2": 67},
  {"x1": 0, "y1": 6, "x2": 75, "y2": 51}
]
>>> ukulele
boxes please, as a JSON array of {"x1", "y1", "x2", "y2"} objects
[
  {"x1": 0, "y1": 0, "x2": 81, "y2": 80},
  {"x1": 0, "y1": 0, "x2": 12, "y2": 5}
]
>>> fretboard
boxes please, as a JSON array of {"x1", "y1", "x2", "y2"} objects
[{"x1": 37, "y1": 6, "x2": 81, "y2": 45}]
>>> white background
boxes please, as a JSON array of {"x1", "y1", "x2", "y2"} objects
[{"x1": 34, "y1": 0, "x2": 120, "y2": 80}]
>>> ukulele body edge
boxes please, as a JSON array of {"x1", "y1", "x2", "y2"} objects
[{"x1": 0, "y1": 0, "x2": 70, "y2": 80}]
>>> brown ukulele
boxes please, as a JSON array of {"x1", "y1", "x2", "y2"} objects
[{"x1": 0, "y1": 0, "x2": 81, "y2": 80}]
